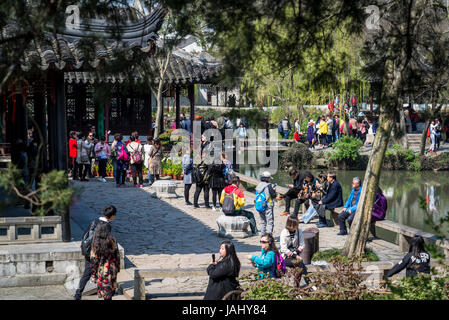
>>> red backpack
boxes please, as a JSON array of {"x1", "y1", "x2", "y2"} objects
[{"x1": 116, "y1": 143, "x2": 130, "y2": 162}]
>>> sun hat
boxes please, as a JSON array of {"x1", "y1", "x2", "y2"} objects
[{"x1": 261, "y1": 171, "x2": 272, "y2": 179}]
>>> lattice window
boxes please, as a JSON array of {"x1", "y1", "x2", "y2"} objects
[
  {"x1": 65, "y1": 84, "x2": 76, "y2": 124},
  {"x1": 25, "y1": 86, "x2": 34, "y2": 118},
  {"x1": 85, "y1": 84, "x2": 95, "y2": 121}
]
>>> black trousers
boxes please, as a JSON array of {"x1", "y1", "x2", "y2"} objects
[
  {"x1": 75, "y1": 257, "x2": 91, "y2": 299},
  {"x1": 78, "y1": 163, "x2": 90, "y2": 180},
  {"x1": 338, "y1": 211, "x2": 355, "y2": 233},
  {"x1": 211, "y1": 187, "x2": 223, "y2": 207},
  {"x1": 184, "y1": 184, "x2": 192, "y2": 203},
  {"x1": 313, "y1": 202, "x2": 328, "y2": 225},
  {"x1": 131, "y1": 162, "x2": 143, "y2": 185},
  {"x1": 116, "y1": 169, "x2": 127, "y2": 185},
  {"x1": 285, "y1": 196, "x2": 308, "y2": 214},
  {"x1": 194, "y1": 183, "x2": 210, "y2": 207},
  {"x1": 98, "y1": 158, "x2": 107, "y2": 179}
]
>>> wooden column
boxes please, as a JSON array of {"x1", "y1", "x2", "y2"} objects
[
  {"x1": 188, "y1": 84, "x2": 195, "y2": 140},
  {"x1": 33, "y1": 86, "x2": 49, "y2": 173},
  {"x1": 104, "y1": 98, "x2": 110, "y2": 142},
  {"x1": 175, "y1": 86, "x2": 180, "y2": 129},
  {"x1": 160, "y1": 96, "x2": 164, "y2": 133},
  {"x1": 145, "y1": 93, "x2": 152, "y2": 138},
  {"x1": 216, "y1": 86, "x2": 219, "y2": 106},
  {"x1": 56, "y1": 72, "x2": 70, "y2": 242}
]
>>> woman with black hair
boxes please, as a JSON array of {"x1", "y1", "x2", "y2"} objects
[
  {"x1": 247, "y1": 234, "x2": 278, "y2": 278},
  {"x1": 204, "y1": 241, "x2": 241, "y2": 300},
  {"x1": 90, "y1": 223, "x2": 121, "y2": 300},
  {"x1": 386, "y1": 235, "x2": 430, "y2": 278}
]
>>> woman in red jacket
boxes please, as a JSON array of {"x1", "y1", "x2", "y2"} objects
[{"x1": 69, "y1": 131, "x2": 79, "y2": 179}]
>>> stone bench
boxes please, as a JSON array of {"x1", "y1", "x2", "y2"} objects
[
  {"x1": 216, "y1": 215, "x2": 252, "y2": 239},
  {"x1": 325, "y1": 207, "x2": 345, "y2": 227},
  {"x1": 375, "y1": 220, "x2": 449, "y2": 257}
]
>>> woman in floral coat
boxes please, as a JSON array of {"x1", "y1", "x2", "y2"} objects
[{"x1": 90, "y1": 223, "x2": 121, "y2": 300}]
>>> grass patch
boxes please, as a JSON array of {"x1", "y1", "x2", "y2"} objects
[{"x1": 312, "y1": 248, "x2": 379, "y2": 262}]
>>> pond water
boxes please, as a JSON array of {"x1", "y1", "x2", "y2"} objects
[{"x1": 237, "y1": 161, "x2": 449, "y2": 240}]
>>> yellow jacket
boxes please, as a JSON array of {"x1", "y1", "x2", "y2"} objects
[
  {"x1": 220, "y1": 185, "x2": 245, "y2": 211},
  {"x1": 319, "y1": 121, "x2": 328, "y2": 134}
]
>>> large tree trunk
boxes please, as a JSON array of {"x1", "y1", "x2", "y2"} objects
[
  {"x1": 398, "y1": 106, "x2": 408, "y2": 148},
  {"x1": 342, "y1": 112, "x2": 394, "y2": 257},
  {"x1": 419, "y1": 119, "x2": 430, "y2": 155},
  {"x1": 343, "y1": 56, "x2": 404, "y2": 257},
  {"x1": 153, "y1": 80, "x2": 164, "y2": 138}
]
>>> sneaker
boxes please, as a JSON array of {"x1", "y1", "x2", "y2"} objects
[
  {"x1": 280, "y1": 211, "x2": 290, "y2": 216},
  {"x1": 337, "y1": 231, "x2": 348, "y2": 236},
  {"x1": 205, "y1": 206, "x2": 212, "y2": 209},
  {"x1": 139, "y1": 184, "x2": 143, "y2": 188},
  {"x1": 134, "y1": 184, "x2": 138, "y2": 188},
  {"x1": 193, "y1": 205, "x2": 200, "y2": 208},
  {"x1": 212, "y1": 206, "x2": 216, "y2": 211},
  {"x1": 185, "y1": 202, "x2": 193, "y2": 206}
]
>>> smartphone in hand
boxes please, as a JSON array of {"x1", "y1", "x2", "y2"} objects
[{"x1": 212, "y1": 254, "x2": 215, "y2": 262}]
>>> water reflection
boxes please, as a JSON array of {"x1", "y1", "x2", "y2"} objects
[{"x1": 239, "y1": 165, "x2": 449, "y2": 235}]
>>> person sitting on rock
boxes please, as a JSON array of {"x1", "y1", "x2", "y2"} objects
[{"x1": 220, "y1": 176, "x2": 258, "y2": 235}]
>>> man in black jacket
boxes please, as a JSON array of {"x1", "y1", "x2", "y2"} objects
[
  {"x1": 316, "y1": 172, "x2": 343, "y2": 228},
  {"x1": 74, "y1": 205, "x2": 116, "y2": 300},
  {"x1": 279, "y1": 169, "x2": 305, "y2": 216}
]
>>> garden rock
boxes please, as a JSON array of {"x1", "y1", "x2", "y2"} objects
[
  {"x1": 150, "y1": 180, "x2": 178, "y2": 199},
  {"x1": 216, "y1": 215, "x2": 252, "y2": 239}
]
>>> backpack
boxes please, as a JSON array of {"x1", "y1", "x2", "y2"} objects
[
  {"x1": 272, "y1": 252, "x2": 287, "y2": 278},
  {"x1": 80, "y1": 219, "x2": 99, "y2": 257},
  {"x1": 192, "y1": 166, "x2": 204, "y2": 183},
  {"x1": 278, "y1": 122, "x2": 283, "y2": 134},
  {"x1": 222, "y1": 188, "x2": 237, "y2": 215},
  {"x1": 129, "y1": 144, "x2": 143, "y2": 163},
  {"x1": 254, "y1": 187, "x2": 268, "y2": 212},
  {"x1": 117, "y1": 143, "x2": 130, "y2": 162}
]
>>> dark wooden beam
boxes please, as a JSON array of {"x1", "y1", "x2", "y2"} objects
[
  {"x1": 188, "y1": 84, "x2": 195, "y2": 138},
  {"x1": 175, "y1": 86, "x2": 180, "y2": 129}
]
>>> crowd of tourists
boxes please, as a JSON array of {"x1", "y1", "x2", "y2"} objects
[{"x1": 68, "y1": 128, "x2": 162, "y2": 188}]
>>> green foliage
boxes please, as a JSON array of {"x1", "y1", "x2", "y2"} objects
[
  {"x1": 328, "y1": 136, "x2": 363, "y2": 163},
  {"x1": 223, "y1": 108, "x2": 269, "y2": 130},
  {"x1": 312, "y1": 248, "x2": 379, "y2": 263},
  {"x1": 241, "y1": 276, "x2": 294, "y2": 300},
  {"x1": 280, "y1": 143, "x2": 314, "y2": 170},
  {"x1": 380, "y1": 273, "x2": 449, "y2": 300},
  {"x1": 384, "y1": 144, "x2": 420, "y2": 171},
  {"x1": 197, "y1": 108, "x2": 222, "y2": 120},
  {"x1": 0, "y1": 164, "x2": 73, "y2": 216}
]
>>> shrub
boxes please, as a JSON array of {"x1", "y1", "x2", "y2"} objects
[
  {"x1": 328, "y1": 136, "x2": 363, "y2": 169},
  {"x1": 383, "y1": 144, "x2": 419, "y2": 170},
  {"x1": 312, "y1": 248, "x2": 379, "y2": 262},
  {"x1": 280, "y1": 143, "x2": 314, "y2": 170}
]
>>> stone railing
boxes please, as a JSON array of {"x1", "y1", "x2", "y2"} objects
[{"x1": 0, "y1": 216, "x2": 62, "y2": 244}]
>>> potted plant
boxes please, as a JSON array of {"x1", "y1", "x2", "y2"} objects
[
  {"x1": 173, "y1": 163, "x2": 183, "y2": 180},
  {"x1": 92, "y1": 164, "x2": 99, "y2": 176},
  {"x1": 106, "y1": 160, "x2": 114, "y2": 177}
]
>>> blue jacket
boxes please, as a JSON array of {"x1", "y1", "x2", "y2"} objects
[
  {"x1": 251, "y1": 249, "x2": 276, "y2": 278},
  {"x1": 321, "y1": 180, "x2": 343, "y2": 209},
  {"x1": 344, "y1": 187, "x2": 362, "y2": 214}
]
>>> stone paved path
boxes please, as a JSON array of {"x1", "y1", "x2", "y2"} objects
[{"x1": 70, "y1": 177, "x2": 405, "y2": 298}]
